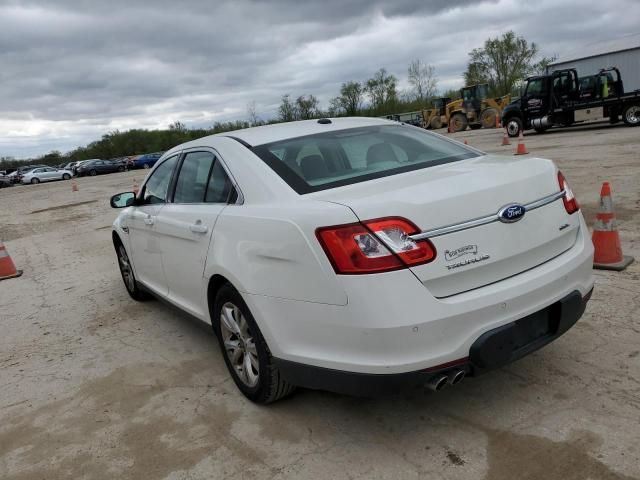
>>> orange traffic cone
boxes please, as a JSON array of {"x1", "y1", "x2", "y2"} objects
[
  {"x1": 448, "y1": 119, "x2": 454, "y2": 134},
  {"x1": 464, "y1": 140, "x2": 468, "y2": 145},
  {"x1": 0, "y1": 241, "x2": 22, "y2": 281},
  {"x1": 133, "y1": 178, "x2": 139, "y2": 195},
  {"x1": 514, "y1": 131, "x2": 528, "y2": 155},
  {"x1": 495, "y1": 113, "x2": 501, "y2": 128},
  {"x1": 501, "y1": 128, "x2": 511, "y2": 146},
  {"x1": 71, "y1": 179, "x2": 78, "y2": 192},
  {"x1": 592, "y1": 182, "x2": 634, "y2": 271}
]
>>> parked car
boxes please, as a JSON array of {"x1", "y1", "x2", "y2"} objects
[
  {"x1": 0, "y1": 175, "x2": 11, "y2": 188},
  {"x1": 71, "y1": 160, "x2": 95, "y2": 175},
  {"x1": 131, "y1": 153, "x2": 162, "y2": 169},
  {"x1": 110, "y1": 118, "x2": 594, "y2": 403},
  {"x1": 21, "y1": 167, "x2": 73, "y2": 184},
  {"x1": 11, "y1": 164, "x2": 48, "y2": 184},
  {"x1": 76, "y1": 159, "x2": 124, "y2": 176}
]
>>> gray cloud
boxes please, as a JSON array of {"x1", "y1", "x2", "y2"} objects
[{"x1": 1, "y1": 0, "x2": 638, "y2": 157}]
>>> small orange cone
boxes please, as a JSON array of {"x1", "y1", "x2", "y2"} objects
[
  {"x1": 71, "y1": 179, "x2": 78, "y2": 192},
  {"x1": 592, "y1": 182, "x2": 634, "y2": 271},
  {"x1": 501, "y1": 128, "x2": 511, "y2": 146},
  {"x1": 495, "y1": 113, "x2": 501, "y2": 128},
  {"x1": 0, "y1": 241, "x2": 22, "y2": 281},
  {"x1": 448, "y1": 119, "x2": 454, "y2": 134},
  {"x1": 514, "y1": 131, "x2": 528, "y2": 155},
  {"x1": 464, "y1": 140, "x2": 468, "y2": 145},
  {"x1": 133, "y1": 178, "x2": 139, "y2": 195}
]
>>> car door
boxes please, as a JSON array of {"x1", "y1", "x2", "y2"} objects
[
  {"x1": 154, "y1": 149, "x2": 236, "y2": 319},
  {"x1": 41, "y1": 167, "x2": 56, "y2": 181},
  {"x1": 126, "y1": 154, "x2": 180, "y2": 297}
]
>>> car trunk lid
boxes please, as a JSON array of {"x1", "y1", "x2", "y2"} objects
[{"x1": 310, "y1": 155, "x2": 581, "y2": 297}]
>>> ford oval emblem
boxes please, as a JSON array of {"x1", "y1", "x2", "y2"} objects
[{"x1": 498, "y1": 204, "x2": 526, "y2": 223}]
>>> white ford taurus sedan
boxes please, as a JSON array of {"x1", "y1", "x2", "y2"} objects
[{"x1": 111, "y1": 117, "x2": 594, "y2": 403}]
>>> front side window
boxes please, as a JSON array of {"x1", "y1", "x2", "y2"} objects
[
  {"x1": 143, "y1": 155, "x2": 178, "y2": 204},
  {"x1": 252, "y1": 125, "x2": 478, "y2": 194},
  {"x1": 526, "y1": 78, "x2": 544, "y2": 96}
]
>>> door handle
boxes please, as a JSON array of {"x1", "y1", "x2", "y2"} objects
[
  {"x1": 189, "y1": 220, "x2": 208, "y2": 234},
  {"x1": 144, "y1": 214, "x2": 154, "y2": 226}
]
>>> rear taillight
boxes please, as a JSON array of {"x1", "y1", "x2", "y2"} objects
[
  {"x1": 558, "y1": 171, "x2": 579, "y2": 214},
  {"x1": 316, "y1": 217, "x2": 436, "y2": 274}
]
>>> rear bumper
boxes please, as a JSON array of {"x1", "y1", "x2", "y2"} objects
[{"x1": 274, "y1": 289, "x2": 592, "y2": 396}]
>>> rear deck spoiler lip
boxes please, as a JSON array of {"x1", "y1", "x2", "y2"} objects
[{"x1": 409, "y1": 190, "x2": 566, "y2": 241}]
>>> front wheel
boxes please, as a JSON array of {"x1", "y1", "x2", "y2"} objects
[
  {"x1": 115, "y1": 242, "x2": 149, "y2": 301},
  {"x1": 89, "y1": 169, "x2": 97, "y2": 176},
  {"x1": 450, "y1": 113, "x2": 468, "y2": 132},
  {"x1": 31, "y1": 177, "x2": 40, "y2": 184},
  {"x1": 622, "y1": 104, "x2": 640, "y2": 126},
  {"x1": 143, "y1": 163, "x2": 150, "y2": 169},
  {"x1": 480, "y1": 108, "x2": 498, "y2": 128},
  {"x1": 213, "y1": 284, "x2": 295, "y2": 404},
  {"x1": 118, "y1": 166, "x2": 125, "y2": 172},
  {"x1": 506, "y1": 117, "x2": 523, "y2": 137},
  {"x1": 62, "y1": 173, "x2": 71, "y2": 180}
]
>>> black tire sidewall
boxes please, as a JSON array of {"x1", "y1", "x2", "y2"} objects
[
  {"x1": 507, "y1": 117, "x2": 522, "y2": 137},
  {"x1": 63, "y1": 174, "x2": 70, "y2": 180},
  {"x1": 31, "y1": 178, "x2": 39, "y2": 184},
  {"x1": 115, "y1": 242, "x2": 147, "y2": 301},
  {"x1": 623, "y1": 104, "x2": 640, "y2": 126},
  {"x1": 213, "y1": 284, "x2": 272, "y2": 401}
]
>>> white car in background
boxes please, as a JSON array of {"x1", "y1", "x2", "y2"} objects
[
  {"x1": 110, "y1": 117, "x2": 594, "y2": 403},
  {"x1": 21, "y1": 167, "x2": 73, "y2": 184}
]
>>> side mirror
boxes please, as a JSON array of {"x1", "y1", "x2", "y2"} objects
[{"x1": 110, "y1": 192, "x2": 136, "y2": 208}]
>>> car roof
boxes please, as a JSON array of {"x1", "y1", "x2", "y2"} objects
[{"x1": 222, "y1": 117, "x2": 396, "y2": 146}]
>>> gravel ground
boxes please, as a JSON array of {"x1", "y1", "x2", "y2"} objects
[{"x1": 1, "y1": 123, "x2": 639, "y2": 479}]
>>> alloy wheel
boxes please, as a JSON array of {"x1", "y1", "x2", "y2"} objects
[
  {"x1": 507, "y1": 119, "x2": 520, "y2": 136},
  {"x1": 117, "y1": 245, "x2": 135, "y2": 292},
  {"x1": 220, "y1": 302, "x2": 260, "y2": 388}
]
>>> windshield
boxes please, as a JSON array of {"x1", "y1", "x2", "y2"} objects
[{"x1": 252, "y1": 125, "x2": 480, "y2": 194}]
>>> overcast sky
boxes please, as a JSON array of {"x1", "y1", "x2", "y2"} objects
[{"x1": 1, "y1": 0, "x2": 639, "y2": 158}]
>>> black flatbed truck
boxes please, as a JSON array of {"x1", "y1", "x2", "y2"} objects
[{"x1": 501, "y1": 67, "x2": 640, "y2": 137}]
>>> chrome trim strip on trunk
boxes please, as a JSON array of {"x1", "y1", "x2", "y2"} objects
[{"x1": 409, "y1": 190, "x2": 566, "y2": 241}]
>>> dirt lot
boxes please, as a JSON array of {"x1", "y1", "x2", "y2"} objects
[{"x1": 1, "y1": 124, "x2": 639, "y2": 480}]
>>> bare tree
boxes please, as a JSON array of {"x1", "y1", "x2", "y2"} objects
[
  {"x1": 246, "y1": 100, "x2": 259, "y2": 126},
  {"x1": 336, "y1": 81, "x2": 364, "y2": 116},
  {"x1": 407, "y1": 59, "x2": 438, "y2": 102},
  {"x1": 365, "y1": 68, "x2": 398, "y2": 109},
  {"x1": 278, "y1": 94, "x2": 297, "y2": 122},
  {"x1": 296, "y1": 95, "x2": 320, "y2": 119}
]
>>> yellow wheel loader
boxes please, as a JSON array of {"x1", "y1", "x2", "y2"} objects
[
  {"x1": 445, "y1": 84, "x2": 511, "y2": 132},
  {"x1": 421, "y1": 97, "x2": 451, "y2": 129}
]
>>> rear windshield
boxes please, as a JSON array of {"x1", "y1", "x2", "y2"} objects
[{"x1": 251, "y1": 125, "x2": 479, "y2": 194}]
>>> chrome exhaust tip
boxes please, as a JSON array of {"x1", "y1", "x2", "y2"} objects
[
  {"x1": 426, "y1": 375, "x2": 449, "y2": 392},
  {"x1": 449, "y1": 369, "x2": 465, "y2": 385}
]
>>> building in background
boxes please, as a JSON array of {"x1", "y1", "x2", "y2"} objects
[{"x1": 547, "y1": 33, "x2": 640, "y2": 92}]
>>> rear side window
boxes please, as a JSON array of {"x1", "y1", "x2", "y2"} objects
[{"x1": 252, "y1": 124, "x2": 478, "y2": 194}]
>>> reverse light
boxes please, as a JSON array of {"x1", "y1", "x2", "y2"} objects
[
  {"x1": 558, "y1": 171, "x2": 579, "y2": 214},
  {"x1": 316, "y1": 217, "x2": 436, "y2": 274}
]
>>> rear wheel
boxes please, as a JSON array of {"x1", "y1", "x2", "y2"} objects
[
  {"x1": 143, "y1": 163, "x2": 150, "y2": 169},
  {"x1": 62, "y1": 173, "x2": 71, "y2": 180},
  {"x1": 430, "y1": 116, "x2": 442, "y2": 129},
  {"x1": 31, "y1": 177, "x2": 40, "y2": 184},
  {"x1": 451, "y1": 113, "x2": 468, "y2": 132},
  {"x1": 213, "y1": 284, "x2": 295, "y2": 404},
  {"x1": 118, "y1": 166, "x2": 125, "y2": 172},
  {"x1": 480, "y1": 108, "x2": 498, "y2": 128},
  {"x1": 115, "y1": 241, "x2": 149, "y2": 301},
  {"x1": 622, "y1": 104, "x2": 640, "y2": 126},
  {"x1": 506, "y1": 117, "x2": 522, "y2": 137},
  {"x1": 89, "y1": 169, "x2": 97, "y2": 176}
]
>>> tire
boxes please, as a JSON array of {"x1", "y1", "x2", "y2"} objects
[
  {"x1": 622, "y1": 104, "x2": 640, "y2": 126},
  {"x1": 213, "y1": 284, "x2": 295, "y2": 404},
  {"x1": 89, "y1": 169, "x2": 97, "y2": 176},
  {"x1": 430, "y1": 116, "x2": 442, "y2": 129},
  {"x1": 62, "y1": 173, "x2": 71, "y2": 180},
  {"x1": 480, "y1": 108, "x2": 498, "y2": 128},
  {"x1": 118, "y1": 166, "x2": 125, "y2": 172},
  {"x1": 143, "y1": 163, "x2": 150, "y2": 169},
  {"x1": 115, "y1": 241, "x2": 149, "y2": 301},
  {"x1": 451, "y1": 113, "x2": 468, "y2": 132},
  {"x1": 506, "y1": 117, "x2": 522, "y2": 137},
  {"x1": 31, "y1": 177, "x2": 40, "y2": 184}
]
